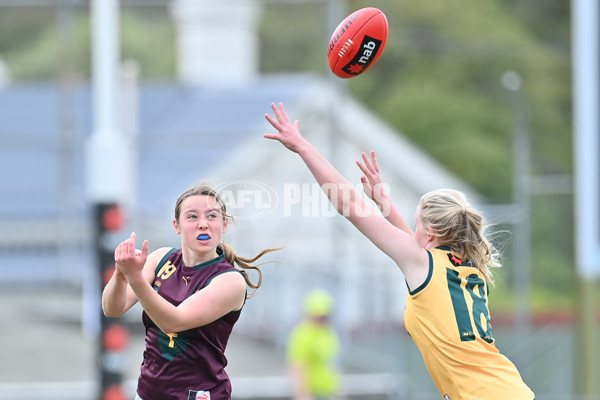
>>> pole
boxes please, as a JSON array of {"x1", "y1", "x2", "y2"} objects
[
  {"x1": 572, "y1": 0, "x2": 599, "y2": 397},
  {"x1": 500, "y1": 71, "x2": 532, "y2": 369},
  {"x1": 86, "y1": 1, "x2": 131, "y2": 399}
]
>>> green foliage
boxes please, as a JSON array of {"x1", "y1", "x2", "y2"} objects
[
  {"x1": 259, "y1": 2, "x2": 328, "y2": 74},
  {"x1": 120, "y1": 12, "x2": 176, "y2": 79},
  {"x1": 0, "y1": 8, "x2": 54, "y2": 52},
  {"x1": 0, "y1": 7, "x2": 175, "y2": 81}
]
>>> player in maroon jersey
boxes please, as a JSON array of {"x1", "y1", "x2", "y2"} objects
[{"x1": 102, "y1": 182, "x2": 281, "y2": 400}]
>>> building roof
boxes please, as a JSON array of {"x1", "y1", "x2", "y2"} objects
[{"x1": 0, "y1": 74, "x2": 314, "y2": 218}]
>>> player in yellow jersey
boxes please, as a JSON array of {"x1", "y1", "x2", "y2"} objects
[{"x1": 264, "y1": 103, "x2": 534, "y2": 400}]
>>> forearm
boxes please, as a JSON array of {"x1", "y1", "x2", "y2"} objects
[
  {"x1": 102, "y1": 268, "x2": 132, "y2": 317},
  {"x1": 126, "y1": 273, "x2": 181, "y2": 333},
  {"x1": 375, "y1": 194, "x2": 414, "y2": 235},
  {"x1": 297, "y1": 144, "x2": 358, "y2": 214}
]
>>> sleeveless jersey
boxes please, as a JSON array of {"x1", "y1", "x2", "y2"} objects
[
  {"x1": 136, "y1": 248, "x2": 243, "y2": 400},
  {"x1": 404, "y1": 247, "x2": 534, "y2": 400}
]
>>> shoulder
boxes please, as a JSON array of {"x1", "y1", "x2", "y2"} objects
[
  {"x1": 208, "y1": 268, "x2": 246, "y2": 288},
  {"x1": 402, "y1": 246, "x2": 433, "y2": 293},
  {"x1": 144, "y1": 247, "x2": 177, "y2": 274},
  {"x1": 141, "y1": 247, "x2": 177, "y2": 283},
  {"x1": 149, "y1": 247, "x2": 177, "y2": 265}
]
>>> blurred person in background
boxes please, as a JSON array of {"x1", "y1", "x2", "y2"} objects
[
  {"x1": 287, "y1": 289, "x2": 341, "y2": 400},
  {"x1": 102, "y1": 182, "x2": 282, "y2": 400},
  {"x1": 264, "y1": 103, "x2": 535, "y2": 400}
]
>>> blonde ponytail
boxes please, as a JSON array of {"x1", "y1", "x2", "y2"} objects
[{"x1": 419, "y1": 189, "x2": 501, "y2": 284}]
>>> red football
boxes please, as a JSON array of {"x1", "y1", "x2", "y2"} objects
[{"x1": 327, "y1": 7, "x2": 389, "y2": 78}]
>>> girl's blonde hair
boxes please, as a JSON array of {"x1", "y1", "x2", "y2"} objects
[
  {"x1": 175, "y1": 182, "x2": 282, "y2": 297},
  {"x1": 418, "y1": 189, "x2": 500, "y2": 283}
]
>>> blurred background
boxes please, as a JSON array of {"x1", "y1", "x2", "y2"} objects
[{"x1": 0, "y1": 0, "x2": 597, "y2": 399}]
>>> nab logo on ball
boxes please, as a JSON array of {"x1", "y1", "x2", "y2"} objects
[{"x1": 341, "y1": 35, "x2": 382, "y2": 76}]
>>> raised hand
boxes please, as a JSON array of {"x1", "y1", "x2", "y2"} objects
[
  {"x1": 114, "y1": 232, "x2": 149, "y2": 281},
  {"x1": 356, "y1": 150, "x2": 386, "y2": 206},
  {"x1": 263, "y1": 102, "x2": 308, "y2": 153}
]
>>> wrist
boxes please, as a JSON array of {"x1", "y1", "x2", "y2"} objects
[
  {"x1": 375, "y1": 193, "x2": 391, "y2": 207},
  {"x1": 294, "y1": 139, "x2": 313, "y2": 157},
  {"x1": 125, "y1": 272, "x2": 148, "y2": 289},
  {"x1": 109, "y1": 265, "x2": 128, "y2": 284},
  {"x1": 376, "y1": 195, "x2": 393, "y2": 217}
]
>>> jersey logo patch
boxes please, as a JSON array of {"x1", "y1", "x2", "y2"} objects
[
  {"x1": 188, "y1": 390, "x2": 210, "y2": 400},
  {"x1": 446, "y1": 252, "x2": 472, "y2": 267}
]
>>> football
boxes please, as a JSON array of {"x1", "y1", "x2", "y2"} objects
[{"x1": 327, "y1": 7, "x2": 389, "y2": 78}]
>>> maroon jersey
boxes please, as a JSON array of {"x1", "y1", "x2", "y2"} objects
[{"x1": 136, "y1": 247, "x2": 244, "y2": 400}]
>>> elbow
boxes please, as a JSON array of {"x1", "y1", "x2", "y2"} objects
[
  {"x1": 102, "y1": 303, "x2": 124, "y2": 318},
  {"x1": 154, "y1": 312, "x2": 195, "y2": 334},
  {"x1": 156, "y1": 320, "x2": 183, "y2": 334}
]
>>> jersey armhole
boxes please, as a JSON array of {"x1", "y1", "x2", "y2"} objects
[
  {"x1": 205, "y1": 270, "x2": 247, "y2": 312},
  {"x1": 154, "y1": 248, "x2": 177, "y2": 276},
  {"x1": 407, "y1": 250, "x2": 434, "y2": 296}
]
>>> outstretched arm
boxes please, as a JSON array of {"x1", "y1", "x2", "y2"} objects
[
  {"x1": 356, "y1": 150, "x2": 414, "y2": 235},
  {"x1": 264, "y1": 103, "x2": 428, "y2": 287}
]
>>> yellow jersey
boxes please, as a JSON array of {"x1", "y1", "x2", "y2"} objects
[{"x1": 404, "y1": 247, "x2": 534, "y2": 400}]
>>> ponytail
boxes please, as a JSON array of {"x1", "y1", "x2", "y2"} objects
[
  {"x1": 219, "y1": 242, "x2": 283, "y2": 298},
  {"x1": 419, "y1": 189, "x2": 501, "y2": 284}
]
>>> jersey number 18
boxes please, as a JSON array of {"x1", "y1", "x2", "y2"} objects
[{"x1": 447, "y1": 269, "x2": 494, "y2": 344}]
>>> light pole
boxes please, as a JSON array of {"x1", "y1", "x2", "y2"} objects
[{"x1": 500, "y1": 70, "x2": 532, "y2": 369}]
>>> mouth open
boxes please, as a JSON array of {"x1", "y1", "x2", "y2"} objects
[{"x1": 197, "y1": 234, "x2": 210, "y2": 240}]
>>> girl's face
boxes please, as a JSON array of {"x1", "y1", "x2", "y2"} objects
[
  {"x1": 414, "y1": 205, "x2": 431, "y2": 249},
  {"x1": 173, "y1": 195, "x2": 228, "y2": 258}
]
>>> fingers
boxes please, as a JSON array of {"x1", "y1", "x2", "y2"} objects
[
  {"x1": 361, "y1": 151, "x2": 379, "y2": 174},
  {"x1": 370, "y1": 150, "x2": 380, "y2": 172},
  {"x1": 268, "y1": 102, "x2": 289, "y2": 124},
  {"x1": 263, "y1": 133, "x2": 281, "y2": 141},
  {"x1": 265, "y1": 102, "x2": 291, "y2": 129},
  {"x1": 357, "y1": 158, "x2": 377, "y2": 183},
  {"x1": 264, "y1": 113, "x2": 279, "y2": 129},
  {"x1": 272, "y1": 102, "x2": 288, "y2": 122},
  {"x1": 141, "y1": 239, "x2": 149, "y2": 259},
  {"x1": 264, "y1": 102, "x2": 294, "y2": 143},
  {"x1": 128, "y1": 232, "x2": 136, "y2": 256},
  {"x1": 115, "y1": 232, "x2": 147, "y2": 261},
  {"x1": 356, "y1": 160, "x2": 370, "y2": 176}
]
